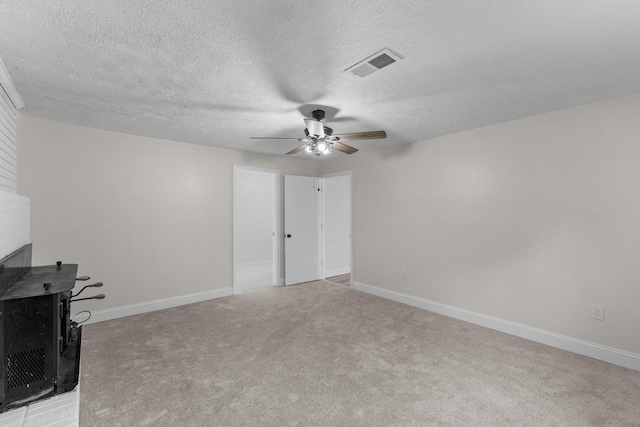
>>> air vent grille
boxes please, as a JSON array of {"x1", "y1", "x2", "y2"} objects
[
  {"x1": 368, "y1": 53, "x2": 396, "y2": 69},
  {"x1": 345, "y1": 48, "x2": 404, "y2": 78},
  {"x1": 350, "y1": 63, "x2": 378, "y2": 78}
]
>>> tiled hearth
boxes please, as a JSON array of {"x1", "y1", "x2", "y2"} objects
[{"x1": 0, "y1": 388, "x2": 79, "y2": 427}]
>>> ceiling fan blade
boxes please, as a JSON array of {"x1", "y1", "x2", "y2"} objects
[
  {"x1": 332, "y1": 141, "x2": 358, "y2": 154},
  {"x1": 250, "y1": 137, "x2": 303, "y2": 140},
  {"x1": 332, "y1": 130, "x2": 387, "y2": 141},
  {"x1": 286, "y1": 144, "x2": 308, "y2": 155},
  {"x1": 324, "y1": 116, "x2": 357, "y2": 123}
]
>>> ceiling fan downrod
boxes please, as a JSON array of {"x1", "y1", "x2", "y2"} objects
[{"x1": 311, "y1": 109, "x2": 325, "y2": 121}]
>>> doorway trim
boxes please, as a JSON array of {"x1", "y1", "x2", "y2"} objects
[{"x1": 233, "y1": 165, "x2": 280, "y2": 294}]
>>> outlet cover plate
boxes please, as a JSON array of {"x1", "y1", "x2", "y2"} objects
[{"x1": 590, "y1": 304, "x2": 605, "y2": 321}]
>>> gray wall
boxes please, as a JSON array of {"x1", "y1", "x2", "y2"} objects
[
  {"x1": 17, "y1": 116, "x2": 310, "y2": 313},
  {"x1": 16, "y1": 92, "x2": 640, "y2": 356},
  {"x1": 322, "y1": 93, "x2": 640, "y2": 355}
]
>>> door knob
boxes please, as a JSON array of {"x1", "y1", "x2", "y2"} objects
[{"x1": 286, "y1": 234, "x2": 292, "y2": 238}]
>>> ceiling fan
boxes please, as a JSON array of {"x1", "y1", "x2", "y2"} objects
[{"x1": 250, "y1": 109, "x2": 386, "y2": 156}]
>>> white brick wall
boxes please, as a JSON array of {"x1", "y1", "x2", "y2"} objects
[
  {"x1": 0, "y1": 69, "x2": 29, "y2": 259},
  {"x1": 0, "y1": 189, "x2": 30, "y2": 258},
  {"x1": 0, "y1": 84, "x2": 18, "y2": 193},
  {"x1": 0, "y1": 57, "x2": 74, "y2": 427}
]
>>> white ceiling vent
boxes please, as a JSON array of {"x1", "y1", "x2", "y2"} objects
[{"x1": 345, "y1": 48, "x2": 404, "y2": 78}]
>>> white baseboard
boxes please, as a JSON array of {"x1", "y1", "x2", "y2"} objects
[
  {"x1": 324, "y1": 267, "x2": 351, "y2": 278},
  {"x1": 236, "y1": 260, "x2": 272, "y2": 270},
  {"x1": 78, "y1": 287, "x2": 233, "y2": 325},
  {"x1": 353, "y1": 281, "x2": 640, "y2": 372}
]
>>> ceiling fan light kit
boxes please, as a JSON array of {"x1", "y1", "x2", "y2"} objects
[
  {"x1": 251, "y1": 109, "x2": 387, "y2": 157},
  {"x1": 304, "y1": 140, "x2": 333, "y2": 156}
]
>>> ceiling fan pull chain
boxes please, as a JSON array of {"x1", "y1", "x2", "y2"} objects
[{"x1": 313, "y1": 154, "x2": 318, "y2": 189}]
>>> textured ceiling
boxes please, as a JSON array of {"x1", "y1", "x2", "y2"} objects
[{"x1": 2, "y1": 1, "x2": 640, "y2": 158}]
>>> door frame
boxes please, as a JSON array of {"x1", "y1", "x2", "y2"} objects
[
  {"x1": 232, "y1": 165, "x2": 280, "y2": 294},
  {"x1": 321, "y1": 171, "x2": 353, "y2": 287}
]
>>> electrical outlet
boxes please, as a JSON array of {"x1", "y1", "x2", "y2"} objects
[
  {"x1": 400, "y1": 268, "x2": 407, "y2": 279},
  {"x1": 590, "y1": 304, "x2": 604, "y2": 321}
]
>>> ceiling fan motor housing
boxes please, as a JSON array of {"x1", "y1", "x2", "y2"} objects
[
  {"x1": 311, "y1": 109, "x2": 326, "y2": 121},
  {"x1": 304, "y1": 126, "x2": 333, "y2": 137}
]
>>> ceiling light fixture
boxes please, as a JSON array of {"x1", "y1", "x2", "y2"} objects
[{"x1": 304, "y1": 140, "x2": 333, "y2": 156}]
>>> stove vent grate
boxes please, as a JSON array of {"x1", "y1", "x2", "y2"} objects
[{"x1": 6, "y1": 348, "x2": 46, "y2": 389}]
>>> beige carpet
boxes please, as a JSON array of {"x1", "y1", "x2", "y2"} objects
[{"x1": 80, "y1": 281, "x2": 640, "y2": 426}]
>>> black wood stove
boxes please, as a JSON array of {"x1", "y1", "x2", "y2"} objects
[{"x1": 0, "y1": 244, "x2": 103, "y2": 413}]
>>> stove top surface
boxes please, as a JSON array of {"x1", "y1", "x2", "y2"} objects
[{"x1": 0, "y1": 244, "x2": 78, "y2": 300}]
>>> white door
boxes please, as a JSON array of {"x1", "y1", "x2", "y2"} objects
[
  {"x1": 233, "y1": 166, "x2": 278, "y2": 293},
  {"x1": 322, "y1": 173, "x2": 352, "y2": 279},
  {"x1": 285, "y1": 175, "x2": 321, "y2": 285}
]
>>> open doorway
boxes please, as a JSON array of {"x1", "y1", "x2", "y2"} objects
[
  {"x1": 233, "y1": 166, "x2": 278, "y2": 293},
  {"x1": 282, "y1": 172, "x2": 353, "y2": 287},
  {"x1": 322, "y1": 172, "x2": 352, "y2": 287}
]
